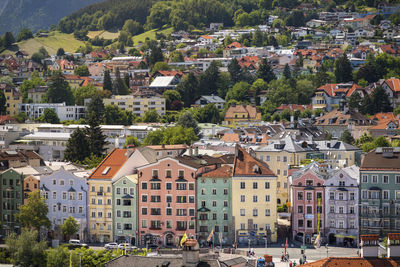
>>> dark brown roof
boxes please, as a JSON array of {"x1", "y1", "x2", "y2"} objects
[
  {"x1": 218, "y1": 154, "x2": 235, "y2": 164},
  {"x1": 315, "y1": 109, "x2": 374, "y2": 126},
  {"x1": 201, "y1": 165, "x2": 232, "y2": 178},
  {"x1": 233, "y1": 145, "x2": 276, "y2": 177},
  {"x1": 175, "y1": 155, "x2": 221, "y2": 169},
  {"x1": 360, "y1": 150, "x2": 400, "y2": 171},
  {"x1": 105, "y1": 255, "x2": 219, "y2": 267}
]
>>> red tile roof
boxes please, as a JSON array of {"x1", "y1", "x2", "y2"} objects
[
  {"x1": 371, "y1": 113, "x2": 398, "y2": 122},
  {"x1": 233, "y1": 145, "x2": 276, "y2": 177},
  {"x1": 201, "y1": 165, "x2": 233, "y2": 178},
  {"x1": 89, "y1": 149, "x2": 129, "y2": 179},
  {"x1": 226, "y1": 42, "x2": 243, "y2": 49},
  {"x1": 302, "y1": 257, "x2": 400, "y2": 267},
  {"x1": 385, "y1": 78, "x2": 400, "y2": 92},
  {"x1": 221, "y1": 133, "x2": 240, "y2": 143}
]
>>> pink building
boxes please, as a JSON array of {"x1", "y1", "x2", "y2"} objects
[
  {"x1": 137, "y1": 156, "x2": 217, "y2": 246},
  {"x1": 292, "y1": 166, "x2": 325, "y2": 244}
]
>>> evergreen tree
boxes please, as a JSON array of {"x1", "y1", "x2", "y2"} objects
[
  {"x1": 113, "y1": 68, "x2": 129, "y2": 95},
  {"x1": 40, "y1": 108, "x2": 60, "y2": 124},
  {"x1": 45, "y1": 71, "x2": 74, "y2": 104},
  {"x1": 228, "y1": 58, "x2": 242, "y2": 84},
  {"x1": 56, "y1": 48, "x2": 65, "y2": 57},
  {"x1": 340, "y1": 130, "x2": 355, "y2": 145},
  {"x1": 147, "y1": 46, "x2": 164, "y2": 67},
  {"x1": 370, "y1": 86, "x2": 392, "y2": 114},
  {"x1": 86, "y1": 94, "x2": 105, "y2": 126},
  {"x1": 257, "y1": 58, "x2": 276, "y2": 83},
  {"x1": 86, "y1": 95, "x2": 107, "y2": 157},
  {"x1": 334, "y1": 54, "x2": 353, "y2": 83},
  {"x1": 283, "y1": 63, "x2": 291, "y2": 79},
  {"x1": 359, "y1": 95, "x2": 373, "y2": 115},
  {"x1": 64, "y1": 127, "x2": 90, "y2": 162},
  {"x1": 3, "y1": 32, "x2": 15, "y2": 48},
  {"x1": 199, "y1": 61, "x2": 219, "y2": 95},
  {"x1": 103, "y1": 70, "x2": 113, "y2": 92},
  {"x1": 348, "y1": 92, "x2": 362, "y2": 111},
  {"x1": 124, "y1": 72, "x2": 130, "y2": 89},
  {"x1": 177, "y1": 73, "x2": 198, "y2": 107},
  {"x1": 0, "y1": 90, "x2": 6, "y2": 115},
  {"x1": 176, "y1": 111, "x2": 200, "y2": 136}
]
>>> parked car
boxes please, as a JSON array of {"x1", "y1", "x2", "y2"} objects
[
  {"x1": 118, "y1": 243, "x2": 136, "y2": 251},
  {"x1": 104, "y1": 242, "x2": 119, "y2": 250},
  {"x1": 69, "y1": 239, "x2": 88, "y2": 248},
  {"x1": 295, "y1": 233, "x2": 304, "y2": 242}
]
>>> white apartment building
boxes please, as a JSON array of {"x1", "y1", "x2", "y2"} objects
[
  {"x1": 19, "y1": 102, "x2": 86, "y2": 121},
  {"x1": 103, "y1": 95, "x2": 165, "y2": 116}
]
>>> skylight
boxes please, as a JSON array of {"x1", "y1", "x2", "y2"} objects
[{"x1": 102, "y1": 167, "x2": 111, "y2": 175}]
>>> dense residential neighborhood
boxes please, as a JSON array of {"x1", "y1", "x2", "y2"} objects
[{"x1": 1, "y1": 0, "x2": 400, "y2": 266}]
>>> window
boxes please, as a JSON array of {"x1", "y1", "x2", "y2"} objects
[
  {"x1": 176, "y1": 183, "x2": 187, "y2": 190},
  {"x1": 350, "y1": 192, "x2": 355, "y2": 200},
  {"x1": 224, "y1": 226, "x2": 228, "y2": 232},
  {"x1": 338, "y1": 221, "x2": 344, "y2": 229},
  {"x1": 97, "y1": 199, "x2": 102, "y2": 205},
  {"x1": 240, "y1": 223, "x2": 246, "y2": 230},
  {"x1": 142, "y1": 220, "x2": 148, "y2": 228},
  {"x1": 330, "y1": 206, "x2": 334, "y2": 213},
  {"x1": 298, "y1": 206, "x2": 303, "y2": 214},
  {"x1": 396, "y1": 191, "x2": 400, "y2": 200},
  {"x1": 53, "y1": 180, "x2": 56, "y2": 185},
  {"x1": 189, "y1": 183, "x2": 195, "y2": 190},
  {"x1": 215, "y1": 225, "x2": 220, "y2": 232},
  {"x1": 266, "y1": 156, "x2": 270, "y2": 161},
  {"x1": 253, "y1": 208, "x2": 258, "y2": 216},
  {"x1": 383, "y1": 175, "x2": 389, "y2": 183},
  {"x1": 240, "y1": 209, "x2": 245, "y2": 216},
  {"x1": 253, "y1": 182, "x2": 258, "y2": 189},
  {"x1": 240, "y1": 195, "x2": 245, "y2": 202},
  {"x1": 166, "y1": 208, "x2": 172, "y2": 216},
  {"x1": 166, "y1": 182, "x2": 172, "y2": 190},
  {"x1": 151, "y1": 182, "x2": 161, "y2": 190},
  {"x1": 372, "y1": 175, "x2": 378, "y2": 183},
  {"x1": 253, "y1": 195, "x2": 258, "y2": 203},
  {"x1": 212, "y1": 213, "x2": 217, "y2": 220},
  {"x1": 265, "y1": 209, "x2": 270, "y2": 216},
  {"x1": 362, "y1": 190, "x2": 367, "y2": 199},
  {"x1": 141, "y1": 195, "x2": 147, "y2": 202},
  {"x1": 349, "y1": 206, "x2": 354, "y2": 214},
  {"x1": 212, "y1": 189, "x2": 217, "y2": 195},
  {"x1": 362, "y1": 175, "x2": 368, "y2": 183},
  {"x1": 339, "y1": 207, "x2": 344, "y2": 214},
  {"x1": 52, "y1": 192, "x2": 57, "y2": 199},
  {"x1": 176, "y1": 196, "x2": 186, "y2": 203},
  {"x1": 151, "y1": 196, "x2": 161, "y2": 202},
  {"x1": 330, "y1": 220, "x2": 335, "y2": 227},
  {"x1": 117, "y1": 210, "x2": 121, "y2": 217},
  {"x1": 201, "y1": 201, "x2": 206, "y2": 207},
  {"x1": 178, "y1": 170, "x2": 184, "y2": 178},
  {"x1": 265, "y1": 182, "x2": 270, "y2": 189},
  {"x1": 224, "y1": 189, "x2": 228, "y2": 195},
  {"x1": 329, "y1": 192, "x2": 334, "y2": 200},
  {"x1": 277, "y1": 156, "x2": 280, "y2": 162},
  {"x1": 338, "y1": 193, "x2": 344, "y2": 200},
  {"x1": 166, "y1": 220, "x2": 172, "y2": 229},
  {"x1": 224, "y1": 201, "x2": 228, "y2": 207},
  {"x1": 141, "y1": 182, "x2": 147, "y2": 190},
  {"x1": 283, "y1": 156, "x2": 287, "y2": 162},
  {"x1": 141, "y1": 208, "x2": 147, "y2": 215},
  {"x1": 78, "y1": 193, "x2": 83, "y2": 200},
  {"x1": 396, "y1": 176, "x2": 400, "y2": 184},
  {"x1": 62, "y1": 192, "x2": 67, "y2": 200},
  {"x1": 177, "y1": 209, "x2": 187, "y2": 216},
  {"x1": 298, "y1": 192, "x2": 303, "y2": 200},
  {"x1": 166, "y1": 195, "x2": 172, "y2": 203},
  {"x1": 298, "y1": 219, "x2": 304, "y2": 228},
  {"x1": 152, "y1": 170, "x2": 158, "y2": 178},
  {"x1": 189, "y1": 196, "x2": 195, "y2": 203},
  {"x1": 306, "y1": 206, "x2": 312, "y2": 214},
  {"x1": 240, "y1": 182, "x2": 245, "y2": 189},
  {"x1": 166, "y1": 170, "x2": 172, "y2": 178},
  {"x1": 212, "y1": 201, "x2": 217, "y2": 207},
  {"x1": 306, "y1": 192, "x2": 312, "y2": 200},
  {"x1": 60, "y1": 180, "x2": 64, "y2": 186},
  {"x1": 307, "y1": 220, "x2": 312, "y2": 228}
]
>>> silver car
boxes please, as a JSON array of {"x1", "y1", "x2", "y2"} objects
[{"x1": 104, "y1": 242, "x2": 119, "y2": 250}]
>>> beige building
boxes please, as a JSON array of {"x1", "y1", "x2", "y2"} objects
[
  {"x1": 255, "y1": 136, "x2": 362, "y2": 206},
  {"x1": 103, "y1": 95, "x2": 165, "y2": 117},
  {"x1": 232, "y1": 145, "x2": 278, "y2": 244}
]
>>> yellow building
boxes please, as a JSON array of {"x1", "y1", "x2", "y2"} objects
[
  {"x1": 255, "y1": 137, "x2": 362, "y2": 205},
  {"x1": 88, "y1": 148, "x2": 130, "y2": 243},
  {"x1": 224, "y1": 104, "x2": 261, "y2": 126},
  {"x1": 232, "y1": 145, "x2": 278, "y2": 244},
  {"x1": 103, "y1": 95, "x2": 165, "y2": 117},
  {"x1": 0, "y1": 84, "x2": 22, "y2": 116}
]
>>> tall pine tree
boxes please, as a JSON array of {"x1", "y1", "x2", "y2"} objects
[
  {"x1": 257, "y1": 58, "x2": 276, "y2": 83},
  {"x1": 113, "y1": 68, "x2": 129, "y2": 95},
  {"x1": 228, "y1": 58, "x2": 242, "y2": 84},
  {"x1": 334, "y1": 54, "x2": 353, "y2": 83},
  {"x1": 103, "y1": 70, "x2": 113, "y2": 92},
  {"x1": 64, "y1": 127, "x2": 90, "y2": 162},
  {"x1": 86, "y1": 95, "x2": 107, "y2": 157}
]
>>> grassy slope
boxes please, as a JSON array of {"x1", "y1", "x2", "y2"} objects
[
  {"x1": 87, "y1": 30, "x2": 120, "y2": 40},
  {"x1": 132, "y1": 27, "x2": 173, "y2": 44},
  {"x1": 2, "y1": 31, "x2": 85, "y2": 55}
]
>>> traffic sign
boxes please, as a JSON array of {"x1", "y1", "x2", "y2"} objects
[{"x1": 301, "y1": 245, "x2": 307, "y2": 250}]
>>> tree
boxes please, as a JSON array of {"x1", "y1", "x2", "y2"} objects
[
  {"x1": 0, "y1": 90, "x2": 6, "y2": 115},
  {"x1": 39, "y1": 108, "x2": 60, "y2": 123},
  {"x1": 61, "y1": 216, "x2": 80, "y2": 239},
  {"x1": 143, "y1": 126, "x2": 198, "y2": 145},
  {"x1": 103, "y1": 70, "x2": 113, "y2": 92},
  {"x1": 169, "y1": 51, "x2": 184, "y2": 62},
  {"x1": 6, "y1": 229, "x2": 47, "y2": 267},
  {"x1": 370, "y1": 86, "x2": 392, "y2": 114},
  {"x1": 56, "y1": 48, "x2": 65, "y2": 57},
  {"x1": 113, "y1": 68, "x2": 129, "y2": 95},
  {"x1": 340, "y1": 130, "x2": 355, "y2": 145},
  {"x1": 3, "y1": 32, "x2": 15, "y2": 48},
  {"x1": 124, "y1": 136, "x2": 142, "y2": 148},
  {"x1": 45, "y1": 71, "x2": 74, "y2": 105},
  {"x1": 16, "y1": 28, "x2": 33, "y2": 42},
  {"x1": 197, "y1": 103, "x2": 221, "y2": 124},
  {"x1": 225, "y1": 81, "x2": 250, "y2": 102},
  {"x1": 74, "y1": 85, "x2": 102, "y2": 106},
  {"x1": 228, "y1": 58, "x2": 242, "y2": 84},
  {"x1": 177, "y1": 73, "x2": 198, "y2": 107},
  {"x1": 257, "y1": 58, "x2": 275, "y2": 83},
  {"x1": 198, "y1": 61, "x2": 219, "y2": 96},
  {"x1": 348, "y1": 92, "x2": 362, "y2": 111},
  {"x1": 74, "y1": 65, "x2": 90, "y2": 76},
  {"x1": 64, "y1": 127, "x2": 90, "y2": 163},
  {"x1": 283, "y1": 63, "x2": 291, "y2": 79},
  {"x1": 46, "y1": 246, "x2": 69, "y2": 267},
  {"x1": 86, "y1": 95, "x2": 107, "y2": 157},
  {"x1": 122, "y1": 19, "x2": 142, "y2": 35},
  {"x1": 152, "y1": 62, "x2": 170, "y2": 73},
  {"x1": 104, "y1": 105, "x2": 134, "y2": 125},
  {"x1": 177, "y1": 111, "x2": 200, "y2": 136},
  {"x1": 163, "y1": 90, "x2": 182, "y2": 110},
  {"x1": 16, "y1": 191, "x2": 50, "y2": 231},
  {"x1": 143, "y1": 110, "x2": 160, "y2": 123},
  {"x1": 147, "y1": 46, "x2": 164, "y2": 67},
  {"x1": 334, "y1": 54, "x2": 353, "y2": 83}
]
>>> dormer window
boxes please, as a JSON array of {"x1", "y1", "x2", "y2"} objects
[
  {"x1": 102, "y1": 167, "x2": 111, "y2": 175},
  {"x1": 253, "y1": 165, "x2": 261, "y2": 174}
]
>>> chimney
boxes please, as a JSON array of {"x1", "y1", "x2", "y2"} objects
[
  {"x1": 189, "y1": 147, "x2": 193, "y2": 157},
  {"x1": 360, "y1": 234, "x2": 379, "y2": 258},
  {"x1": 387, "y1": 233, "x2": 400, "y2": 258},
  {"x1": 194, "y1": 147, "x2": 199, "y2": 156}
]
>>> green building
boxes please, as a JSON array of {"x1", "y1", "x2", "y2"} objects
[
  {"x1": 197, "y1": 165, "x2": 233, "y2": 246},
  {"x1": 1, "y1": 169, "x2": 24, "y2": 236},
  {"x1": 359, "y1": 147, "x2": 400, "y2": 236},
  {"x1": 112, "y1": 175, "x2": 138, "y2": 245}
]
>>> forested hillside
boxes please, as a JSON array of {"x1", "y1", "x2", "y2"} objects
[{"x1": 0, "y1": 0, "x2": 102, "y2": 35}]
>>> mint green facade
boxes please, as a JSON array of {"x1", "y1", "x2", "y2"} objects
[
  {"x1": 112, "y1": 175, "x2": 138, "y2": 245},
  {"x1": 1, "y1": 169, "x2": 24, "y2": 236},
  {"x1": 197, "y1": 176, "x2": 233, "y2": 246}
]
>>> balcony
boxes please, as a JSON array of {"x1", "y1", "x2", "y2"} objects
[{"x1": 97, "y1": 192, "x2": 103, "y2": 196}]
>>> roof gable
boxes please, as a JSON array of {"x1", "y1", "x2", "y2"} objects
[{"x1": 89, "y1": 149, "x2": 129, "y2": 179}]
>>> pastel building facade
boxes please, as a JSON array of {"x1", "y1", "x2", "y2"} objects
[
  {"x1": 40, "y1": 168, "x2": 88, "y2": 241},
  {"x1": 292, "y1": 165, "x2": 325, "y2": 243}
]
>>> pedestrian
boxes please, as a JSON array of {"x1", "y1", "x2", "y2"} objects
[
  {"x1": 156, "y1": 246, "x2": 160, "y2": 256},
  {"x1": 287, "y1": 252, "x2": 290, "y2": 260},
  {"x1": 293, "y1": 260, "x2": 297, "y2": 267},
  {"x1": 299, "y1": 257, "x2": 303, "y2": 265},
  {"x1": 289, "y1": 261, "x2": 293, "y2": 267}
]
